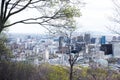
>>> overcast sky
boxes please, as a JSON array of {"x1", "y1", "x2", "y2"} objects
[{"x1": 8, "y1": 0, "x2": 114, "y2": 34}]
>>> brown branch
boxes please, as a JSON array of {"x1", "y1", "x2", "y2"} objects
[
  {"x1": 5, "y1": 0, "x2": 32, "y2": 21},
  {"x1": 112, "y1": 0, "x2": 120, "y2": 9},
  {"x1": 30, "y1": 0, "x2": 46, "y2": 4},
  {"x1": 1, "y1": 0, "x2": 5, "y2": 20},
  {"x1": 10, "y1": 0, "x2": 32, "y2": 15},
  {"x1": 106, "y1": 26, "x2": 120, "y2": 35},
  {"x1": 40, "y1": 25, "x2": 55, "y2": 34},
  {"x1": 4, "y1": 11, "x2": 64, "y2": 28},
  {"x1": 4, "y1": 16, "x2": 51, "y2": 27},
  {"x1": 8, "y1": 0, "x2": 44, "y2": 9},
  {"x1": 5, "y1": 3, "x2": 67, "y2": 28},
  {"x1": 10, "y1": 0, "x2": 21, "y2": 12},
  {"x1": 3, "y1": 0, "x2": 11, "y2": 21},
  {"x1": 72, "y1": 54, "x2": 79, "y2": 65}
]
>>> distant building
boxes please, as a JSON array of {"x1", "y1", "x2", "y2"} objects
[
  {"x1": 43, "y1": 49, "x2": 49, "y2": 62},
  {"x1": 84, "y1": 34, "x2": 91, "y2": 44},
  {"x1": 112, "y1": 36, "x2": 117, "y2": 41},
  {"x1": 16, "y1": 38, "x2": 21, "y2": 44},
  {"x1": 75, "y1": 42, "x2": 85, "y2": 52},
  {"x1": 118, "y1": 36, "x2": 120, "y2": 40},
  {"x1": 59, "y1": 36, "x2": 64, "y2": 51},
  {"x1": 91, "y1": 38, "x2": 96, "y2": 44},
  {"x1": 100, "y1": 36, "x2": 106, "y2": 44},
  {"x1": 72, "y1": 37, "x2": 77, "y2": 43},
  {"x1": 112, "y1": 42, "x2": 120, "y2": 58},
  {"x1": 100, "y1": 42, "x2": 120, "y2": 58},
  {"x1": 77, "y1": 35, "x2": 84, "y2": 42},
  {"x1": 100, "y1": 44, "x2": 113, "y2": 55}
]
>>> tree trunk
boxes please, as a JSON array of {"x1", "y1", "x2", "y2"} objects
[
  {"x1": 0, "y1": 29, "x2": 3, "y2": 33},
  {"x1": 0, "y1": 22, "x2": 4, "y2": 33},
  {"x1": 0, "y1": 26, "x2": 3, "y2": 33},
  {"x1": 70, "y1": 64, "x2": 73, "y2": 80}
]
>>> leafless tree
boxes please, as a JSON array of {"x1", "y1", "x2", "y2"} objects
[
  {"x1": 50, "y1": 19, "x2": 80, "y2": 80},
  {"x1": 108, "y1": 0, "x2": 120, "y2": 35}
]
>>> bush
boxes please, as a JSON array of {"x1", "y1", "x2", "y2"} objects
[
  {"x1": 35, "y1": 63, "x2": 69, "y2": 80},
  {"x1": 0, "y1": 61, "x2": 35, "y2": 80},
  {"x1": 0, "y1": 40, "x2": 12, "y2": 61},
  {"x1": 0, "y1": 61, "x2": 120, "y2": 80}
]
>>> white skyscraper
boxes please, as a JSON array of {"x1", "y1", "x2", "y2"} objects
[
  {"x1": 43, "y1": 49, "x2": 49, "y2": 62},
  {"x1": 113, "y1": 42, "x2": 120, "y2": 58}
]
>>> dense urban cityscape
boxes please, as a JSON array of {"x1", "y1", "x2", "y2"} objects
[{"x1": 6, "y1": 33, "x2": 120, "y2": 72}]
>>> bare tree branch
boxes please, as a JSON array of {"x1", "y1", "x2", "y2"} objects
[
  {"x1": 108, "y1": 0, "x2": 120, "y2": 35},
  {"x1": 4, "y1": 6, "x2": 65, "y2": 28},
  {"x1": 6, "y1": 0, "x2": 32, "y2": 21},
  {"x1": 106, "y1": 26, "x2": 120, "y2": 35},
  {"x1": 3, "y1": 0, "x2": 11, "y2": 20},
  {"x1": 1, "y1": 0, "x2": 5, "y2": 20},
  {"x1": 0, "y1": 0, "x2": 82, "y2": 35}
]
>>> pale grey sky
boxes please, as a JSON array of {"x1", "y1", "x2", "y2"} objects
[
  {"x1": 8, "y1": 0, "x2": 114, "y2": 34},
  {"x1": 76, "y1": 0, "x2": 114, "y2": 33}
]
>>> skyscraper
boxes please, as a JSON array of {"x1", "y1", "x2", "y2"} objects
[
  {"x1": 77, "y1": 35, "x2": 84, "y2": 42},
  {"x1": 100, "y1": 36, "x2": 106, "y2": 44},
  {"x1": 84, "y1": 33, "x2": 91, "y2": 44},
  {"x1": 112, "y1": 36, "x2": 117, "y2": 41},
  {"x1": 91, "y1": 38, "x2": 96, "y2": 44},
  {"x1": 59, "y1": 36, "x2": 64, "y2": 50}
]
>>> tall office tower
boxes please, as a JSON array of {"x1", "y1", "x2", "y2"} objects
[
  {"x1": 59, "y1": 36, "x2": 64, "y2": 50},
  {"x1": 77, "y1": 35, "x2": 84, "y2": 42},
  {"x1": 44, "y1": 49, "x2": 49, "y2": 61},
  {"x1": 112, "y1": 42, "x2": 120, "y2": 58},
  {"x1": 91, "y1": 38, "x2": 96, "y2": 44},
  {"x1": 112, "y1": 36, "x2": 117, "y2": 41},
  {"x1": 84, "y1": 33, "x2": 91, "y2": 44},
  {"x1": 100, "y1": 36, "x2": 106, "y2": 44}
]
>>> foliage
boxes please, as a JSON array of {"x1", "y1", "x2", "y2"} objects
[
  {"x1": 62, "y1": 5, "x2": 81, "y2": 18},
  {"x1": 36, "y1": 63, "x2": 69, "y2": 80},
  {"x1": 0, "y1": 61, "x2": 35, "y2": 80},
  {"x1": 1, "y1": 62, "x2": 120, "y2": 80},
  {"x1": 0, "y1": 33, "x2": 12, "y2": 61},
  {"x1": 87, "y1": 68, "x2": 108, "y2": 80},
  {"x1": 0, "y1": 0, "x2": 82, "y2": 33}
]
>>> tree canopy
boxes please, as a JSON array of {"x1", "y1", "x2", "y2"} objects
[{"x1": 0, "y1": 0, "x2": 82, "y2": 33}]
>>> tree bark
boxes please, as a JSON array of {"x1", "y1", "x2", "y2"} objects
[
  {"x1": 70, "y1": 64, "x2": 73, "y2": 80},
  {"x1": 0, "y1": 25, "x2": 4, "y2": 33}
]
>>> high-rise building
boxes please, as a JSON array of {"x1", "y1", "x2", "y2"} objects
[
  {"x1": 100, "y1": 36, "x2": 106, "y2": 44},
  {"x1": 112, "y1": 36, "x2": 117, "y2": 41},
  {"x1": 77, "y1": 35, "x2": 84, "y2": 42},
  {"x1": 43, "y1": 49, "x2": 49, "y2": 62},
  {"x1": 59, "y1": 36, "x2": 64, "y2": 50},
  {"x1": 91, "y1": 38, "x2": 96, "y2": 44},
  {"x1": 112, "y1": 42, "x2": 120, "y2": 58},
  {"x1": 84, "y1": 34, "x2": 91, "y2": 44},
  {"x1": 100, "y1": 44, "x2": 113, "y2": 55}
]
